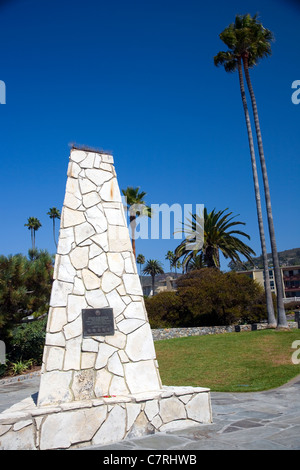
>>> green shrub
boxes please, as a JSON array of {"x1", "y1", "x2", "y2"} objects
[
  {"x1": 0, "y1": 362, "x2": 8, "y2": 378},
  {"x1": 145, "y1": 268, "x2": 268, "y2": 328},
  {"x1": 9, "y1": 316, "x2": 47, "y2": 364},
  {"x1": 145, "y1": 291, "x2": 186, "y2": 328},
  {"x1": 0, "y1": 251, "x2": 53, "y2": 345},
  {"x1": 9, "y1": 359, "x2": 34, "y2": 376}
]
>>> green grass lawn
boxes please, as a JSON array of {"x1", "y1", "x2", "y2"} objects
[{"x1": 155, "y1": 329, "x2": 300, "y2": 392}]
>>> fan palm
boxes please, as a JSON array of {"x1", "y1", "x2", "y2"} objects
[
  {"x1": 165, "y1": 250, "x2": 175, "y2": 272},
  {"x1": 136, "y1": 253, "x2": 145, "y2": 275},
  {"x1": 214, "y1": 13, "x2": 286, "y2": 328},
  {"x1": 214, "y1": 13, "x2": 276, "y2": 327},
  {"x1": 122, "y1": 187, "x2": 151, "y2": 259},
  {"x1": 24, "y1": 217, "x2": 42, "y2": 251},
  {"x1": 47, "y1": 207, "x2": 61, "y2": 248},
  {"x1": 173, "y1": 259, "x2": 182, "y2": 275},
  {"x1": 143, "y1": 259, "x2": 164, "y2": 296},
  {"x1": 175, "y1": 208, "x2": 255, "y2": 272}
]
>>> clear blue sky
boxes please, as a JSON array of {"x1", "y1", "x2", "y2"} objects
[{"x1": 0, "y1": 0, "x2": 299, "y2": 271}]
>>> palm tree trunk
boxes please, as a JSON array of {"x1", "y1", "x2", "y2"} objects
[
  {"x1": 31, "y1": 228, "x2": 35, "y2": 251},
  {"x1": 243, "y1": 56, "x2": 288, "y2": 328},
  {"x1": 204, "y1": 246, "x2": 217, "y2": 268},
  {"x1": 151, "y1": 274, "x2": 155, "y2": 296},
  {"x1": 53, "y1": 219, "x2": 57, "y2": 248},
  {"x1": 130, "y1": 215, "x2": 136, "y2": 259},
  {"x1": 238, "y1": 59, "x2": 276, "y2": 327}
]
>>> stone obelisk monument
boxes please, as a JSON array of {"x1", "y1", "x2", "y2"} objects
[
  {"x1": 38, "y1": 147, "x2": 162, "y2": 405},
  {"x1": 0, "y1": 147, "x2": 211, "y2": 450}
]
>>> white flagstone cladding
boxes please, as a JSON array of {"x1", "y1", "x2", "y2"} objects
[
  {"x1": 0, "y1": 386, "x2": 212, "y2": 450},
  {"x1": 38, "y1": 149, "x2": 162, "y2": 406},
  {"x1": 0, "y1": 149, "x2": 212, "y2": 450}
]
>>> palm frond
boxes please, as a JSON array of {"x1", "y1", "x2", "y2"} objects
[
  {"x1": 215, "y1": 13, "x2": 274, "y2": 71},
  {"x1": 175, "y1": 207, "x2": 254, "y2": 269}
]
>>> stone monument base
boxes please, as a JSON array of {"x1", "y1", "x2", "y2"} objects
[{"x1": 0, "y1": 386, "x2": 212, "y2": 450}]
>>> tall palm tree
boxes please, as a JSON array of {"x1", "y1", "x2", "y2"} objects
[
  {"x1": 122, "y1": 187, "x2": 151, "y2": 259},
  {"x1": 24, "y1": 217, "x2": 42, "y2": 251},
  {"x1": 165, "y1": 250, "x2": 175, "y2": 272},
  {"x1": 47, "y1": 207, "x2": 61, "y2": 248},
  {"x1": 136, "y1": 253, "x2": 145, "y2": 275},
  {"x1": 173, "y1": 259, "x2": 182, "y2": 275},
  {"x1": 214, "y1": 15, "x2": 276, "y2": 327},
  {"x1": 143, "y1": 259, "x2": 164, "y2": 296},
  {"x1": 214, "y1": 13, "x2": 287, "y2": 328},
  {"x1": 175, "y1": 208, "x2": 255, "y2": 272}
]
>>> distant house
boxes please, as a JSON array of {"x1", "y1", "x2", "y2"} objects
[
  {"x1": 282, "y1": 266, "x2": 300, "y2": 299},
  {"x1": 236, "y1": 265, "x2": 300, "y2": 301},
  {"x1": 140, "y1": 273, "x2": 181, "y2": 297}
]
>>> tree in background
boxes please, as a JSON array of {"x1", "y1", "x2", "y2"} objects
[
  {"x1": 241, "y1": 15, "x2": 287, "y2": 328},
  {"x1": 143, "y1": 259, "x2": 164, "y2": 296},
  {"x1": 24, "y1": 217, "x2": 42, "y2": 252},
  {"x1": 47, "y1": 207, "x2": 61, "y2": 248},
  {"x1": 187, "y1": 253, "x2": 205, "y2": 271},
  {"x1": 136, "y1": 254, "x2": 145, "y2": 275},
  {"x1": 214, "y1": 13, "x2": 277, "y2": 328},
  {"x1": 176, "y1": 268, "x2": 271, "y2": 326},
  {"x1": 145, "y1": 268, "x2": 272, "y2": 329},
  {"x1": 0, "y1": 251, "x2": 53, "y2": 346},
  {"x1": 165, "y1": 250, "x2": 175, "y2": 272},
  {"x1": 122, "y1": 187, "x2": 151, "y2": 259},
  {"x1": 0, "y1": 254, "x2": 28, "y2": 343},
  {"x1": 173, "y1": 259, "x2": 182, "y2": 274},
  {"x1": 165, "y1": 252, "x2": 182, "y2": 274},
  {"x1": 175, "y1": 208, "x2": 255, "y2": 271}
]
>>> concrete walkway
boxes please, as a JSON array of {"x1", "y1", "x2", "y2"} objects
[{"x1": 1, "y1": 374, "x2": 300, "y2": 450}]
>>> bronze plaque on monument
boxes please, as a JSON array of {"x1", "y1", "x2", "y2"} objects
[{"x1": 82, "y1": 308, "x2": 114, "y2": 337}]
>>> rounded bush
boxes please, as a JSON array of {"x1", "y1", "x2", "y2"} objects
[{"x1": 145, "y1": 268, "x2": 268, "y2": 328}]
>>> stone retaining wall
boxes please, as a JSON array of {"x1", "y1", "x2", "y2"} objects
[{"x1": 152, "y1": 322, "x2": 297, "y2": 341}]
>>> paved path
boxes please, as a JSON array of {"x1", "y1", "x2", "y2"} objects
[{"x1": 1, "y1": 374, "x2": 300, "y2": 450}]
